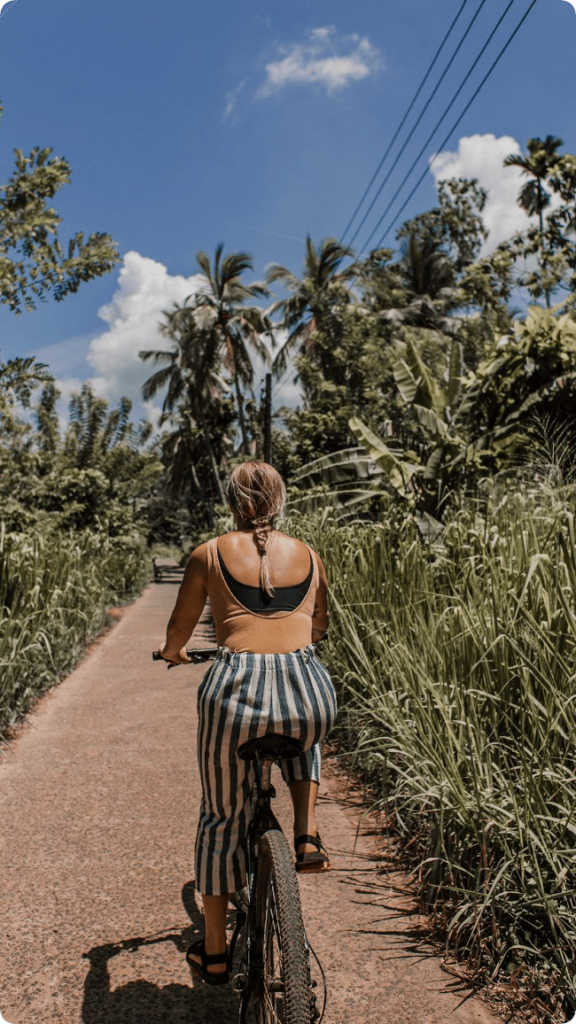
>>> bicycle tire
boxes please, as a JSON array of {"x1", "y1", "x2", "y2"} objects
[{"x1": 254, "y1": 829, "x2": 312, "y2": 1024}]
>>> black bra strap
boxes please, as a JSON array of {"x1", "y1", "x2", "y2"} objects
[{"x1": 217, "y1": 548, "x2": 313, "y2": 612}]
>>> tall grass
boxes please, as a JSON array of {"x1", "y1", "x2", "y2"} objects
[
  {"x1": 0, "y1": 526, "x2": 148, "y2": 733},
  {"x1": 290, "y1": 490, "x2": 576, "y2": 1019}
]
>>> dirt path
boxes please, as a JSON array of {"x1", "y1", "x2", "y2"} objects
[{"x1": 0, "y1": 583, "x2": 500, "y2": 1024}]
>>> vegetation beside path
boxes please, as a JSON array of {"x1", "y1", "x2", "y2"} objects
[
  {"x1": 0, "y1": 529, "x2": 148, "y2": 736},
  {"x1": 290, "y1": 492, "x2": 576, "y2": 1023}
]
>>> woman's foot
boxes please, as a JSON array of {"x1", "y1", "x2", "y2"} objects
[
  {"x1": 294, "y1": 832, "x2": 331, "y2": 872},
  {"x1": 186, "y1": 939, "x2": 229, "y2": 985}
]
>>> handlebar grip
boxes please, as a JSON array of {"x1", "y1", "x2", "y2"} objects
[{"x1": 152, "y1": 648, "x2": 219, "y2": 664}]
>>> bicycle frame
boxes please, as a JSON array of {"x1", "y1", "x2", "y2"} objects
[{"x1": 235, "y1": 753, "x2": 283, "y2": 1017}]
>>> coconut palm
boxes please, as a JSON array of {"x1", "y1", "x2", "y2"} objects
[
  {"x1": 193, "y1": 245, "x2": 271, "y2": 454},
  {"x1": 375, "y1": 233, "x2": 460, "y2": 333},
  {"x1": 399, "y1": 232, "x2": 456, "y2": 300},
  {"x1": 265, "y1": 236, "x2": 357, "y2": 375},
  {"x1": 139, "y1": 300, "x2": 227, "y2": 503},
  {"x1": 504, "y1": 136, "x2": 564, "y2": 306},
  {"x1": 140, "y1": 300, "x2": 222, "y2": 412}
]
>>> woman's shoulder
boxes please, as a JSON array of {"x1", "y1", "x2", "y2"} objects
[
  {"x1": 274, "y1": 532, "x2": 325, "y2": 570},
  {"x1": 186, "y1": 539, "x2": 215, "y2": 566},
  {"x1": 274, "y1": 531, "x2": 314, "y2": 553}
]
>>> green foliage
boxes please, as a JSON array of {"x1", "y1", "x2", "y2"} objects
[
  {"x1": 282, "y1": 304, "x2": 397, "y2": 466},
  {"x1": 140, "y1": 244, "x2": 271, "y2": 508},
  {"x1": 348, "y1": 333, "x2": 475, "y2": 519},
  {"x1": 193, "y1": 244, "x2": 271, "y2": 454},
  {"x1": 291, "y1": 495, "x2": 576, "y2": 1017},
  {"x1": 0, "y1": 378, "x2": 163, "y2": 537},
  {"x1": 0, "y1": 527, "x2": 148, "y2": 733},
  {"x1": 344, "y1": 299, "x2": 576, "y2": 524},
  {"x1": 501, "y1": 137, "x2": 574, "y2": 308},
  {"x1": 467, "y1": 302, "x2": 576, "y2": 455},
  {"x1": 0, "y1": 103, "x2": 120, "y2": 314},
  {"x1": 132, "y1": 142, "x2": 576, "y2": 524},
  {"x1": 397, "y1": 177, "x2": 488, "y2": 275}
]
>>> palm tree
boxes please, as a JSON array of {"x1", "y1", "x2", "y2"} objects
[
  {"x1": 504, "y1": 136, "x2": 564, "y2": 306},
  {"x1": 193, "y1": 245, "x2": 271, "y2": 455},
  {"x1": 399, "y1": 232, "x2": 456, "y2": 299},
  {"x1": 385, "y1": 231, "x2": 460, "y2": 332},
  {"x1": 549, "y1": 154, "x2": 576, "y2": 275},
  {"x1": 265, "y1": 236, "x2": 357, "y2": 375},
  {"x1": 139, "y1": 300, "x2": 227, "y2": 503}
]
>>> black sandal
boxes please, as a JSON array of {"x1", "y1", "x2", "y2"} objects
[
  {"x1": 185, "y1": 911, "x2": 245, "y2": 986},
  {"x1": 294, "y1": 832, "x2": 331, "y2": 873},
  {"x1": 186, "y1": 939, "x2": 230, "y2": 986}
]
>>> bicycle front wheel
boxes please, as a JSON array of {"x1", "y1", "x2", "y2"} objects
[{"x1": 254, "y1": 829, "x2": 312, "y2": 1024}]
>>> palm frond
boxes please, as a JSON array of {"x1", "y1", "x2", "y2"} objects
[
  {"x1": 271, "y1": 323, "x2": 311, "y2": 375},
  {"x1": 138, "y1": 348, "x2": 176, "y2": 366},
  {"x1": 264, "y1": 263, "x2": 301, "y2": 290},
  {"x1": 141, "y1": 365, "x2": 175, "y2": 403}
]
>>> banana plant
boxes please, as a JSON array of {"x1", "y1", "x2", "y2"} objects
[
  {"x1": 350, "y1": 334, "x2": 474, "y2": 519},
  {"x1": 465, "y1": 302, "x2": 576, "y2": 455},
  {"x1": 286, "y1": 446, "x2": 390, "y2": 519},
  {"x1": 350, "y1": 303, "x2": 576, "y2": 519}
]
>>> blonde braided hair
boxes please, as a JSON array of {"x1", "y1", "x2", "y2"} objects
[{"x1": 226, "y1": 461, "x2": 286, "y2": 598}]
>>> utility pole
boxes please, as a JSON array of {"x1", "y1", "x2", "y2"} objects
[{"x1": 263, "y1": 372, "x2": 272, "y2": 464}]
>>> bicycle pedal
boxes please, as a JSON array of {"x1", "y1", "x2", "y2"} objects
[{"x1": 268, "y1": 980, "x2": 284, "y2": 993}]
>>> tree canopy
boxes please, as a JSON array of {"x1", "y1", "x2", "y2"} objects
[
  {"x1": 0, "y1": 102, "x2": 120, "y2": 315},
  {"x1": 3, "y1": 132, "x2": 576, "y2": 544}
]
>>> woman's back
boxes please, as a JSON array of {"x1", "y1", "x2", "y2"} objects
[
  {"x1": 160, "y1": 462, "x2": 329, "y2": 658},
  {"x1": 197, "y1": 530, "x2": 328, "y2": 655},
  {"x1": 217, "y1": 530, "x2": 311, "y2": 589}
]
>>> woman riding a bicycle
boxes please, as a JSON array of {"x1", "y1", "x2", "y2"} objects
[{"x1": 158, "y1": 461, "x2": 337, "y2": 985}]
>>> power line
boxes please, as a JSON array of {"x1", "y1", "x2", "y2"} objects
[
  {"x1": 272, "y1": 357, "x2": 296, "y2": 401},
  {"x1": 346, "y1": 0, "x2": 491, "y2": 248},
  {"x1": 361, "y1": 0, "x2": 524, "y2": 253},
  {"x1": 339, "y1": 0, "x2": 473, "y2": 246},
  {"x1": 371, "y1": 0, "x2": 540, "y2": 250}
]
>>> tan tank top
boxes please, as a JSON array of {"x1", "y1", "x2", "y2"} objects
[{"x1": 203, "y1": 537, "x2": 321, "y2": 655}]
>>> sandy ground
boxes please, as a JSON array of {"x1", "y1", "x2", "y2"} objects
[{"x1": 0, "y1": 582, "x2": 500, "y2": 1024}]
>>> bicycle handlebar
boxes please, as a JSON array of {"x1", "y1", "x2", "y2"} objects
[{"x1": 152, "y1": 648, "x2": 219, "y2": 667}]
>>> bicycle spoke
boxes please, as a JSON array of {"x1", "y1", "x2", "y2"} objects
[{"x1": 260, "y1": 880, "x2": 284, "y2": 1022}]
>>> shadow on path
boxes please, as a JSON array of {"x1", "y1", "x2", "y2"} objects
[{"x1": 81, "y1": 881, "x2": 242, "y2": 1024}]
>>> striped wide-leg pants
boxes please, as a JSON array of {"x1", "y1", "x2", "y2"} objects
[{"x1": 194, "y1": 644, "x2": 337, "y2": 896}]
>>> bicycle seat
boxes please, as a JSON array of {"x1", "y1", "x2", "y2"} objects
[{"x1": 237, "y1": 734, "x2": 303, "y2": 763}]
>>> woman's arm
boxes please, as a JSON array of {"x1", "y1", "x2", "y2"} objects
[
  {"x1": 312, "y1": 552, "x2": 330, "y2": 641},
  {"x1": 159, "y1": 545, "x2": 209, "y2": 664}
]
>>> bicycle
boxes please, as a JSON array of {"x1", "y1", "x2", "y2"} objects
[{"x1": 153, "y1": 647, "x2": 325, "y2": 1024}]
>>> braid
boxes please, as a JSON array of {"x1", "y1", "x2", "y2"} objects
[{"x1": 250, "y1": 515, "x2": 275, "y2": 597}]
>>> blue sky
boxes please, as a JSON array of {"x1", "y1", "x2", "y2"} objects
[{"x1": 0, "y1": 0, "x2": 575, "y2": 419}]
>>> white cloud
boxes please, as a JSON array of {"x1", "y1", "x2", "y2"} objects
[
  {"x1": 430, "y1": 134, "x2": 561, "y2": 252},
  {"x1": 257, "y1": 26, "x2": 383, "y2": 98},
  {"x1": 39, "y1": 253, "x2": 300, "y2": 430},
  {"x1": 85, "y1": 251, "x2": 205, "y2": 416},
  {"x1": 224, "y1": 79, "x2": 247, "y2": 121}
]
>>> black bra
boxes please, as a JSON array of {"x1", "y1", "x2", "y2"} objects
[{"x1": 217, "y1": 548, "x2": 314, "y2": 612}]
